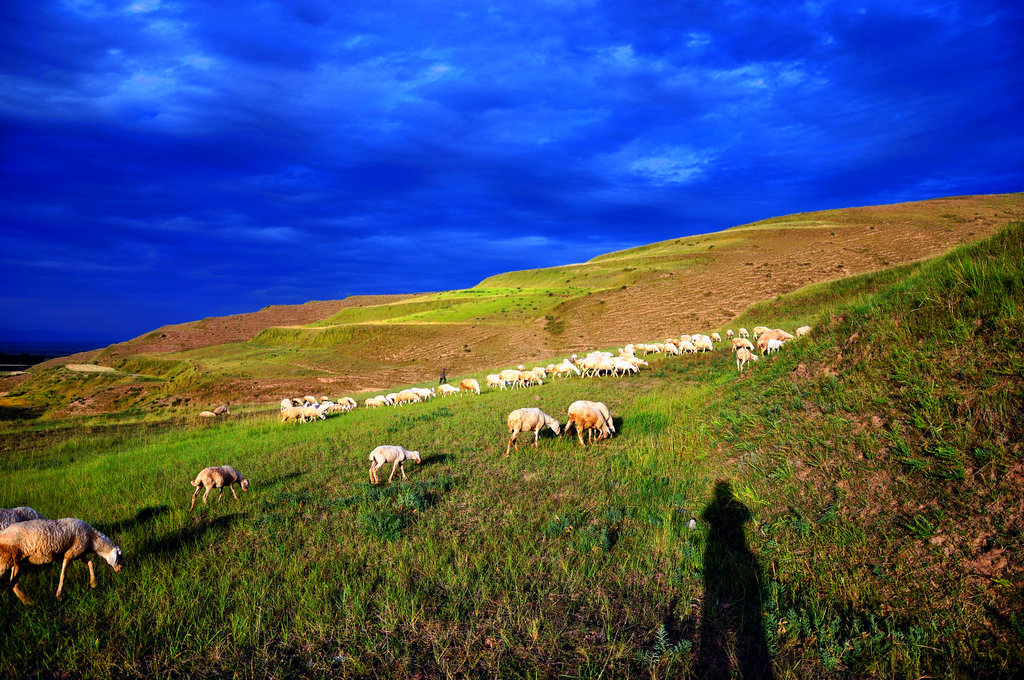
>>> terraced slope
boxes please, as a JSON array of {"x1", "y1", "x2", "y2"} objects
[{"x1": 3, "y1": 193, "x2": 1021, "y2": 416}]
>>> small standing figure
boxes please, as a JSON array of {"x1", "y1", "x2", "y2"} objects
[{"x1": 439, "y1": 367, "x2": 447, "y2": 384}]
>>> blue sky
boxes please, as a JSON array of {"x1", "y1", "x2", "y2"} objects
[{"x1": 2, "y1": 0, "x2": 1022, "y2": 344}]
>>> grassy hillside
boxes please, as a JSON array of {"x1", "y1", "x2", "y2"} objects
[
  {"x1": 1, "y1": 193, "x2": 1022, "y2": 419},
  {"x1": 1, "y1": 221, "x2": 1020, "y2": 678}
]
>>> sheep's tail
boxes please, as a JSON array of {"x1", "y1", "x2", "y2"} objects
[{"x1": 191, "y1": 478, "x2": 200, "y2": 486}]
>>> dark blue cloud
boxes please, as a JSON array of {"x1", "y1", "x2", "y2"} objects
[{"x1": 1, "y1": 0, "x2": 1022, "y2": 343}]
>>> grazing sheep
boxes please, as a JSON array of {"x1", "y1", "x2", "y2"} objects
[
  {"x1": 190, "y1": 466, "x2": 250, "y2": 510},
  {"x1": 693, "y1": 336, "x2": 714, "y2": 352},
  {"x1": 499, "y1": 369, "x2": 522, "y2": 388},
  {"x1": 460, "y1": 378, "x2": 480, "y2": 395},
  {"x1": 365, "y1": 396, "x2": 387, "y2": 408},
  {"x1": 563, "y1": 400, "x2": 614, "y2": 446},
  {"x1": 368, "y1": 445, "x2": 421, "y2": 485},
  {"x1": 410, "y1": 387, "x2": 436, "y2": 400},
  {"x1": 765, "y1": 338, "x2": 785, "y2": 354},
  {"x1": 486, "y1": 374, "x2": 504, "y2": 390},
  {"x1": 796, "y1": 325, "x2": 812, "y2": 338},
  {"x1": 550, "y1": 360, "x2": 581, "y2": 378},
  {"x1": 393, "y1": 389, "x2": 423, "y2": 406},
  {"x1": 0, "y1": 518, "x2": 124, "y2": 605},
  {"x1": 726, "y1": 329, "x2": 734, "y2": 339},
  {"x1": 505, "y1": 408, "x2": 561, "y2": 455},
  {"x1": 0, "y1": 507, "x2": 46, "y2": 532},
  {"x1": 752, "y1": 326, "x2": 770, "y2": 338},
  {"x1": 302, "y1": 396, "x2": 319, "y2": 406},
  {"x1": 213, "y1": 405, "x2": 230, "y2": 415},
  {"x1": 579, "y1": 399, "x2": 615, "y2": 435},
  {"x1": 438, "y1": 383, "x2": 462, "y2": 396},
  {"x1": 731, "y1": 337, "x2": 755, "y2": 352},
  {"x1": 280, "y1": 398, "x2": 294, "y2": 410},
  {"x1": 339, "y1": 397, "x2": 358, "y2": 410},
  {"x1": 199, "y1": 411, "x2": 217, "y2": 418},
  {"x1": 756, "y1": 329, "x2": 795, "y2": 355},
  {"x1": 739, "y1": 328, "x2": 750, "y2": 339},
  {"x1": 680, "y1": 340, "x2": 697, "y2": 354},
  {"x1": 280, "y1": 405, "x2": 324, "y2": 423},
  {"x1": 736, "y1": 347, "x2": 758, "y2": 373},
  {"x1": 711, "y1": 332, "x2": 722, "y2": 343}
]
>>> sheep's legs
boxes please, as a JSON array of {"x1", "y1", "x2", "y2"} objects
[
  {"x1": 231, "y1": 485, "x2": 239, "y2": 500},
  {"x1": 369, "y1": 461, "x2": 380, "y2": 485},
  {"x1": 387, "y1": 460, "x2": 403, "y2": 483},
  {"x1": 56, "y1": 555, "x2": 71, "y2": 599},
  {"x1": 203, "y1": 487, "x2": 212, "y2": 504},
  {"x1": 190, "y1": 486, "x2": 202, "y2": 509},
  {"x1": 506, "y1": 429, "x2": 520, "y2": 456},
  {"x1": 10, "y1": 564, "x2": 32, "y2": 605},
  {"x1": 87, "y1": 559, "x2": 96, "y2": 588},
  {"x1": 534, "y1": 431, "x2": 540, "y2": 448}
]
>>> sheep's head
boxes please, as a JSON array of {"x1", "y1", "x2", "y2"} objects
[
  {"x1": 241, "y1": 478, "x2": 250, "y2": 492},
  {"x1": 105, "y1": 546, "x2": 125, "y2": 572},
  {"x1": 548, "y1": 418, "x2": 562, "y2": 436},
  {"x1": 409, "y1": 451, "x2": 421, "y2": 464}
]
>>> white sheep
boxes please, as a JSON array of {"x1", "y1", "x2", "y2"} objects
[
  {"x1": 693, "y1": 336, "x2": 714, "y2": 352},
  {"x1": 365, "y1": 396, "x2": 387, "y2": 408},
  {"x1": 302, "y1": 395, "x2": 319, "y2": 406},
  {"x1": 460, "y1": 378, "x2": 481, "y2": 395},
  {"x1": 796, "y1": 325, "x2": 812, "y2": 338},
  {"x1": 726, "y1": 329, "x2": 734, "y2": 339},
  {"x1": 438, "y1": 383, "x2": 462, "y2": 396},
  {"x1": 752, "y1": 326, "x2": 770, "y2": 339},
  {"x1": 190, "y1": 466, "x2": 250, "y2": 509},
  {"x1": 739, "y1": 328, "x2": 750, "y2": 339},
  {"x1": 486, "y1": 374, "x2": 505, "y2": 390},
  {"x1": 736, "y1": 347, "x2": 758, "y2": 373},
  {"x1": 499, "y1": 369, "x2": 522, "y2": 388},
  {"x1": 563, "y1": 400, "x2": 614, "y2": 446},
  {"x1": 731, "y1": 337, "x2": 755, "y2": 352},
  {"x1": 711, "y1": 332, "x2": 722, "y2": 343},
  {"x1": 680, "y1": 340, "x2": 697, "y2": 354},
  {"x1": 505, "y1": 408, "x2": 561, "y2": 455},
  {"x1": 765, "y1": 338, "x2": 785, "y2": 354},
  {"x1": 199, "y1": 411, "x2": 217, "y2": 418},
  {"x1": 0, "y1": 518, "x2": 124, "y2": 605},
  {"x1": 0, "y1": 507, "x2": 46, "y2": 532},
  {"x1": 280, "y1": 398, "x2": 293, "y2": 410},
  {"x1": 393, "y1": 389, "x2": 423, "y2": 406},
  {"x1": 410, "y1": 387, "x2": 435, "y2": 400},
  {"x1": 368, "y1": 445, "x2": 421, "y2": 485},
  {"x1": 756, "y1": 329, "x2": 796, "y2": 355}
]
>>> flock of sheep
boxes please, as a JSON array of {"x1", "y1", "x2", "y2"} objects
[{"x1": 3, "y1": 323, "x2": 807, "y2": 605}]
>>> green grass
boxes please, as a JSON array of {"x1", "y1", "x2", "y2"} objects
[{"x1": 2, "y1": 223, "x2": 1023, "y2": 678}]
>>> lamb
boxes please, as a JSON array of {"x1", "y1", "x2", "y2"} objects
[
  {"x1": 0, "y1": 518, "x2": 124, "y2": 604},
  {"x1": 756, "y1": 328, "x2": 796, "y2": 355},
  {"x1": 563, "y1": 400, "x2": 614, "y2": 446},
  {"x1": 736, "y1": 347, "x2": 758, "y2": 373},
  {"x1": 486, "y1": 374, "x2": 505, "y2": 390},
  {"x1": 796, "y1": 325, "x2": 812, "y2": 338},
  {"x1": 739, "y1": 328, "x2": 750, "y2": 339},
  {"x1": 460, "y1": 378, "x2": 480, "y2": 395},
  {"x1": 505, "y1": 408, "x2": 561, "y2": 455},
  {"x1": 764, "y1": 338, "x2": 785, "y2": 354},
  {"x1": 0, "y1": 507, "x2": 46, "y2": 532},
  {"x1": 711, "y1": 332, "x2": 722, "y2": 343},
  {"x1": 190, "y1": 465, "x2": 250, "y2": 510},
  {"x1": 726, "y1": 329, "x2": 734, "y2": 339},
  {"x1": 439, "y1": 383, "x2": 462, "y2": 396},
  {"x1": 368, "y1": 445, "x2": 421, "y2": 485}
]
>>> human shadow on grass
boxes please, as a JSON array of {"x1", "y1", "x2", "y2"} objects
[
  {"x1": 97, "y1": 505, "x2": 170, "y2": 536},
  {"x1": 696, "y1": 481, "x2": 776, "y2": 680},
  {"x1": 137, "y1": 514, "x2": 239, "y2": 557}
]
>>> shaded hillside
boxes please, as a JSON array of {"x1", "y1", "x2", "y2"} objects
[{"x1": 2, "y1": 193, "x2": 1021, "y2": 416}]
